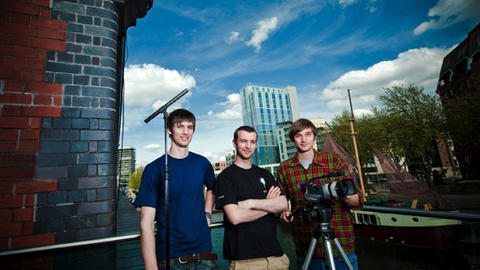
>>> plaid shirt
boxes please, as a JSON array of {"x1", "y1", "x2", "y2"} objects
[{"x1": 277, "y1": 150, "x2": 356, "y2": 258}]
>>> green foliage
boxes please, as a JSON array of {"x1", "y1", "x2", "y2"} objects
[
  {"x1": 128, "y1": 167, "x2": 144, "y2": 190},
  {"x1": 329, "y1": 83, "x2": 446, "y2": 182}
]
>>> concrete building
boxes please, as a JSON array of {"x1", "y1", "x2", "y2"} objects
[
  {"x1": 240, "y1": 83, "x2": 299, "y2": 165},
  {"x1": 225, "y1": 150, "x2": 236, "y2": 167},
  {"x1": 436, "y1": 23, "x2": 480, "y2": 179},
  {"x1": 117, "y1": 147, "x2": 136, "y2": 186}
]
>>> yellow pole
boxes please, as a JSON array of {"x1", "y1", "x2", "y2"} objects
[{"x1": 348, "y1": 89, "x2": 367, "y2": 202}]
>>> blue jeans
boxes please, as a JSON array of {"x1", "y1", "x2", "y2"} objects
[
  {"x1": 160, "y1": 259, "x2": 219, "y2": 270},
  {"x1": 296, "y1": 252, "x2": 358, "y2": 270}
]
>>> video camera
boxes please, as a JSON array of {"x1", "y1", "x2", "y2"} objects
[{"x1": 298, "y1": 172, "x2": 356, "y2": 204}]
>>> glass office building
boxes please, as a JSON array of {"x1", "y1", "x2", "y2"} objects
[{"x1": 240, "y1": 83, "x2": 299, "y2": 165}]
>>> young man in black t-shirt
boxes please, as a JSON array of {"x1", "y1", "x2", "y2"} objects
[{"x1": 215, "y1": 126, "x2": 290, "y2": 269}]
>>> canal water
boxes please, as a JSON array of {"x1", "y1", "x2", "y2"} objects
[{"x1": 211, "y1": 215, "x2": 480, "y2": 270}]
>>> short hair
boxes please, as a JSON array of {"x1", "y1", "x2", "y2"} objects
[
  {"x1": 167, "y1": 109, "x2": 196, "y2": 131},
  {"x1": 288, "y1": 118, "x2": 318, "y2": 141},
  {"x1": 233, "y1": 125, "x2": 257, "y2": 142}
]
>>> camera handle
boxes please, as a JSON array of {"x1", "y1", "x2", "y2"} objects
[{"x1": 302, "y1": 207, "x2": 354, "y2": 270}]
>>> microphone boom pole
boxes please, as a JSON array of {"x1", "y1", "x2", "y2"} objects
[{"x1": 143, "y1": 88, "x2": 189, "y2": 270}]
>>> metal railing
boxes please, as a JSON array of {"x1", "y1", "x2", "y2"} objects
[{"x1": 1, "y1": 208, "x2": 479, "y2": 257}]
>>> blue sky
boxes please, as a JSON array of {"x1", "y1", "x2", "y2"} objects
[{"x1": 121, "y1": 0, "x2": 480, "y2": 166}]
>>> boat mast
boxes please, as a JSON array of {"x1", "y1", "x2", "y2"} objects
[{"x1": 348, "y1": 89, "x2": 367, "y2": 202}]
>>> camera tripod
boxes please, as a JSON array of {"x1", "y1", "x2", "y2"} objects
[{"x1": 298, "y1": 205, "x2": 354, "y2": 270}]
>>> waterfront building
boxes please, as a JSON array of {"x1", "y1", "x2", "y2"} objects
[
  {"x1": 117, "y1": 147, "x2": 136, "y2": 186},
  {"x1": 240, "y1": 83, "x2": 299, "y2": 165},
  {"x1": 436, "y1": 23, "x2": 480, "y2": 179},
  {"x1": 225, "y1": 150, "x2": 236, "y2": 167}
]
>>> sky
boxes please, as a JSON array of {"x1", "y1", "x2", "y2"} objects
[{"x1": 122, "y1": 0, "x2": 480, "y2": 167}]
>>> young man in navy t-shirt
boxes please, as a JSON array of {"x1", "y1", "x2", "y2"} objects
[{"x1": 135, "y1": 109, "x2": 218, "y2": 270}]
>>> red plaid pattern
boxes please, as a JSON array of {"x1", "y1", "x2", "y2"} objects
[{"x1": 277, "y1": 150, "x2": 356, "y2": 258}]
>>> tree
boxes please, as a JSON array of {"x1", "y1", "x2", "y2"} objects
[
  {"x1": 128, "y1": 167, "x2": 144, "y2": 190},
  {"x1": 329, "y1": 83, "x2": 446, "y2": 184}
]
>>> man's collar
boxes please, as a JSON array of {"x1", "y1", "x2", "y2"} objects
[{"x1": 287, "y1": 149, "x2": 322, "y2": 167}]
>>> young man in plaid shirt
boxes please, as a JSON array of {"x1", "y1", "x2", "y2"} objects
[{"x1": 277, "y1": 118, "x2": 360, "y2": 270}]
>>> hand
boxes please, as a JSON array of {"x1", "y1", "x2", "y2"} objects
[
  {"x1": 266, "y1": 186, "x2": 281, "y2": 199},
  {"x1": 280, "y1": 211, "x2": 294, "y2": 223},
  {"x1": 206, "y1": 215, "x2": 211, "y2": 226}
]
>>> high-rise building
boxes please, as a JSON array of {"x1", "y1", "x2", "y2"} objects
[
  {"x1": 225, "y1": 150, "x2": 236, "y2": 167},
  {"x1": 241, "y1": 84, "x2": 299, "y2": 165},
  {"x1": 277, "y1": 118, "x2": 328, "y2": 162},
  {"x1": 117, "y1": 147, "x2": 136, "y2": 186}
]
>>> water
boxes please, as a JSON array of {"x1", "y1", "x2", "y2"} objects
[{"x1": 211, "y1": 215, "x2": 480, "y2": 270}]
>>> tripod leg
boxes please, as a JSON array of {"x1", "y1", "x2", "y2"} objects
[
  {"x1": 323, "y1": 239, "x2": 336, "y2": 270},
  {"x1": 302, "y1": 238, "x2": 317, "y2": 270},
  {"x1": 332, "y1": 238, "x2": 354, "y2": 270}
]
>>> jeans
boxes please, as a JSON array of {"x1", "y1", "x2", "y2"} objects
[
  {"x1": 160, "y1": 259, "x2": 219, "y2": 270},
  {"x1": 296, "y1": 252, "x2": 358, "y2": 270}
]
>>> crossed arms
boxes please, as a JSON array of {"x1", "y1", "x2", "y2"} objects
[{"x1": 223, "y1": 186, "x2": 288, "y2": 226}]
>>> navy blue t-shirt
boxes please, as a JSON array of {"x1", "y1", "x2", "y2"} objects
[{"x1": 135, "y1": 152, "x2": 215, "y2": 259}]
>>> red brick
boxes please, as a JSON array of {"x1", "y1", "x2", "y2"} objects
[
  {"x1": 0, "y1": 209, "x2": 12, "y2": 222},
  {"x1": 13, "y1": 208, "x2": 33, "y2": 222},
  {"x1": 32, "y1": 0, "x2": 50, "y2": 8},
  {"x1": 40, "y1": 7, "x2": 50, "y2": 18},
  {"x1": 0, "y1": 182, "x2": 15, "y2": 195},
  {"x1": 0, "y1": 195, "x2": 23, "y2": 208},
  {"x1": 8, "y1": 12, "x2": 31, "y2": 25},
  {"x1": 0, "y1": 141, "x2": 17, "y2": 152},
  {"x1": 24, "y1": 194, "x2": 35, "y2": 207},
  {"x1": 0, "y1": 2, "x2": 40, "y2": 16},
  {"x1": 17, "y1": 139, "x2": 39, "y2": 152},
  {"x1": 0, "y1": 11, "x2": 8, "y2": 23},
  {"x1": 23, "y1": 221, "x2": 33, "y2": 234},
  {"x1": 31, "y1": 18, "x2": 66, "y2": 30},
  {"x1": 29, "y1": 37, "x2": 65, "y2": 51},
  {"x1": 4, "y1": 55, "x2": 29, "y2": 69},
  {"x1": 30, "y1": 118, "x2": 41, "y2": 128},
  {"x1": 20, "y1": 129, "x2": 40, "y2": 140},
  {"x1": 4, "y1": 80, "x2": 25, "y2": 92},
  {"x1": 16, "y1": 180, "x2": 57, "y2": 194},
  {"x1": 0, "y1": 68, "x2": 15, "y2": 79},
  {"x1": 33, "y1": 94, "x2": 52, "y2": 105},
  {"x1": 11, "y1": 233, "x2": 55, "y2": 249},
  {"x1": 0, "y1": 167, "x2": 34, "y2": 180},
  {"x1": 25, "y1": 82, "x2": 62, "y2": 94},
  {"x1": 0, "y1": 23, "x2": 36, "y2": 36},
  {"x1": 53, "y1": 96, "x2": 61, "y2": 106},
  {"x1": 0, "y1": 129, "x2": 19, "y2": 140},
  {"x1": 37, "y1": 49, "x2": 46, "y2": 60},
  {"x1": 0, "y1": 45, "x2": 37, "y2": 58},
  {"x1": 31, "y1": 70, "x2": 44, "y2": 81},
  {"x1": 0, "y1": 92, "x2": 32, "y2": 104},
  {"x1": 0, "y1": 238, "x2": 9, "y2": 250},
  {"x1": 1, "y1": 105, "x2": 24, "y2": 116},
  {"x1": 26, "y1": 58, "x2": 44, "y2": 70},
  {"x1": 0, "y1": 154, "x2": 36, "y2": 167},
  {"x1": 37, "y1": 28, "x2": 58, "y2": 40},
  {"x1": 0, "y1": 117, "x2": 30, "y2": 128},
  {"x1": 23, "y1": 106, "x2": 61, "y2": 117},
  {"x1": 9, "y1": 35, "x2": 28, "y2": 46},
  {"x1": 56, "y1": 30, "x2": 66, "y2": 40},
  {"x1": 0, "y1": 223, "x2": 22, "y2": 237},
  {"x1": 0, "y1": 34, "x2": 7, "y2": 45}
]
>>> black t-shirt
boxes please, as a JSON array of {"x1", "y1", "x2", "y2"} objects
[{"x1": 214, "y1": 164, "x2": 284, "y2": 260}]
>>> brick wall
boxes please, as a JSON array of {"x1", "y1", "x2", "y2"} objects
[{"x1": 0, "y1": 0, "x2": 121, "y2": 252}]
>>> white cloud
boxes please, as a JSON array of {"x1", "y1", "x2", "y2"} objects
[
  {"x1": 124, "y1": 64, "x2": 195, "y2": 108},
  {"x1": 246, "y1": 17, "x2": 278, "y2": 52},
  {"x1": 339, "y1": 0, "x2": 356, "y2": 7},
  {"x1": 213, "y1": 93, "x2": 242, "y2": 120},
  {"x1": 226, "y1": 31, "x2": 240, "y2": 44},
  {"x1": 414, "y1": 0, "x2": 480, "y2": 35},
  {"x1": 320, "y1": 46, "x2": 452, "y2": 112},
  {"x1": 144, "y1": 144, "x2": 161, "y2": 150}
]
